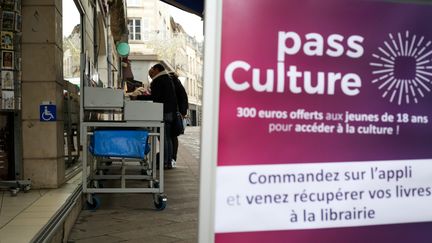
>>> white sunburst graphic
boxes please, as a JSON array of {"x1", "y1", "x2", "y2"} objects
[{"x1": 370, "y1": 31, "x2": 432, "y2": 105}]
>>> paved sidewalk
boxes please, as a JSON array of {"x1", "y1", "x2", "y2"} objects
[{"x1": 68, "y1": 141, "x2": 200, "y2": 243}]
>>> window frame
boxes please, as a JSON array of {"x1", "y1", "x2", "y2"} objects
[{"x1": 128, "y1": 18, "x2": 142, "y2": 41}]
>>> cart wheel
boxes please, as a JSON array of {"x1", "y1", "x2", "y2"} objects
[
  {"x1": 23, "y1": 185, "x2": 31, "y2": 192},
  {"x1": 86, "y1": 195, "x2": 101, "y2": 210},
  {"x1": 154, "y1": 194, "x2": 167, "y2": 210},
  {"x1": 10, "y1": 188, "x2": 18, "y2": 197}
]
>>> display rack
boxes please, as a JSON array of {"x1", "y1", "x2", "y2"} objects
[{"x1": 0, "y1": 0, "x2": 30, "y2": 196}]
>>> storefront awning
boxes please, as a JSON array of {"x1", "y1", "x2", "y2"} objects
[{"x1": 160, "y1": 0, "x2": 204, "y2": 17}]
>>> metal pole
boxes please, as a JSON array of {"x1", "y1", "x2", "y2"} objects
[{"x1": 106, "y1": 13, "x2": 113, "y2": 88}]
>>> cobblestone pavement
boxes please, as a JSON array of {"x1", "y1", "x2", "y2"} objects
[
  {"x1": 178, "y1": 126, "x2": 201, "y2": 161},
  {"x1": 68, "y1": 127, "x2": 201, "y2": 243}
]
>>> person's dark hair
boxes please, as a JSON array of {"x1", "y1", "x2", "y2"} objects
[{"x1": 152, "y1": 63, "x2": 165, "y2": 72}]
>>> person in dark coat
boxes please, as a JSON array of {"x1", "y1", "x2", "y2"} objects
[
  {"x1": 169, "y1": 71, "x2": 188, "y2": 166},
  {"x1": 139, "y1": 63, "x2": 178, "y2": 168}
]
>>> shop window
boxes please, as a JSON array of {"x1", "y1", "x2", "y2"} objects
[{"x1": 0, "y1": 0, "x2": 23, "y2": 180}]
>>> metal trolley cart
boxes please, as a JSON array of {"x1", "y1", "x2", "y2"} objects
[{"x1": 82, "y1": 87, "x2": 167, "y2": 210}]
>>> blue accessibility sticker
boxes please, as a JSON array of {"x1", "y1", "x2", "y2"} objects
[{"x1": 40, "y1": 105, "x2": 56, "y2": 122}]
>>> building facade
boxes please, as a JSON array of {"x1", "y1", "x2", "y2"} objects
[{"x1": 126, "y1": 0, "x2": 203, "y2": 125}]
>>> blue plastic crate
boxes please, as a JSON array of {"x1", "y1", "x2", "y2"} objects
[{"x1": 89, "y1": 130, "x2": 150, "y2": 159}]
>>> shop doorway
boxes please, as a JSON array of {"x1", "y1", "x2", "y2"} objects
[{"x1": 63, "y1": 0, "x2": 82, "y2": 172}]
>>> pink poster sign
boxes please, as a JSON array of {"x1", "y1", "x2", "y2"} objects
[{"x1": 215, "y1": 0, "x2": 432, "y2": 242}]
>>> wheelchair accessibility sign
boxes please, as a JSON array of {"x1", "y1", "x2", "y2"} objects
[{"x1": 40, "y1": 105, "x2": 56, "y2": 122}]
